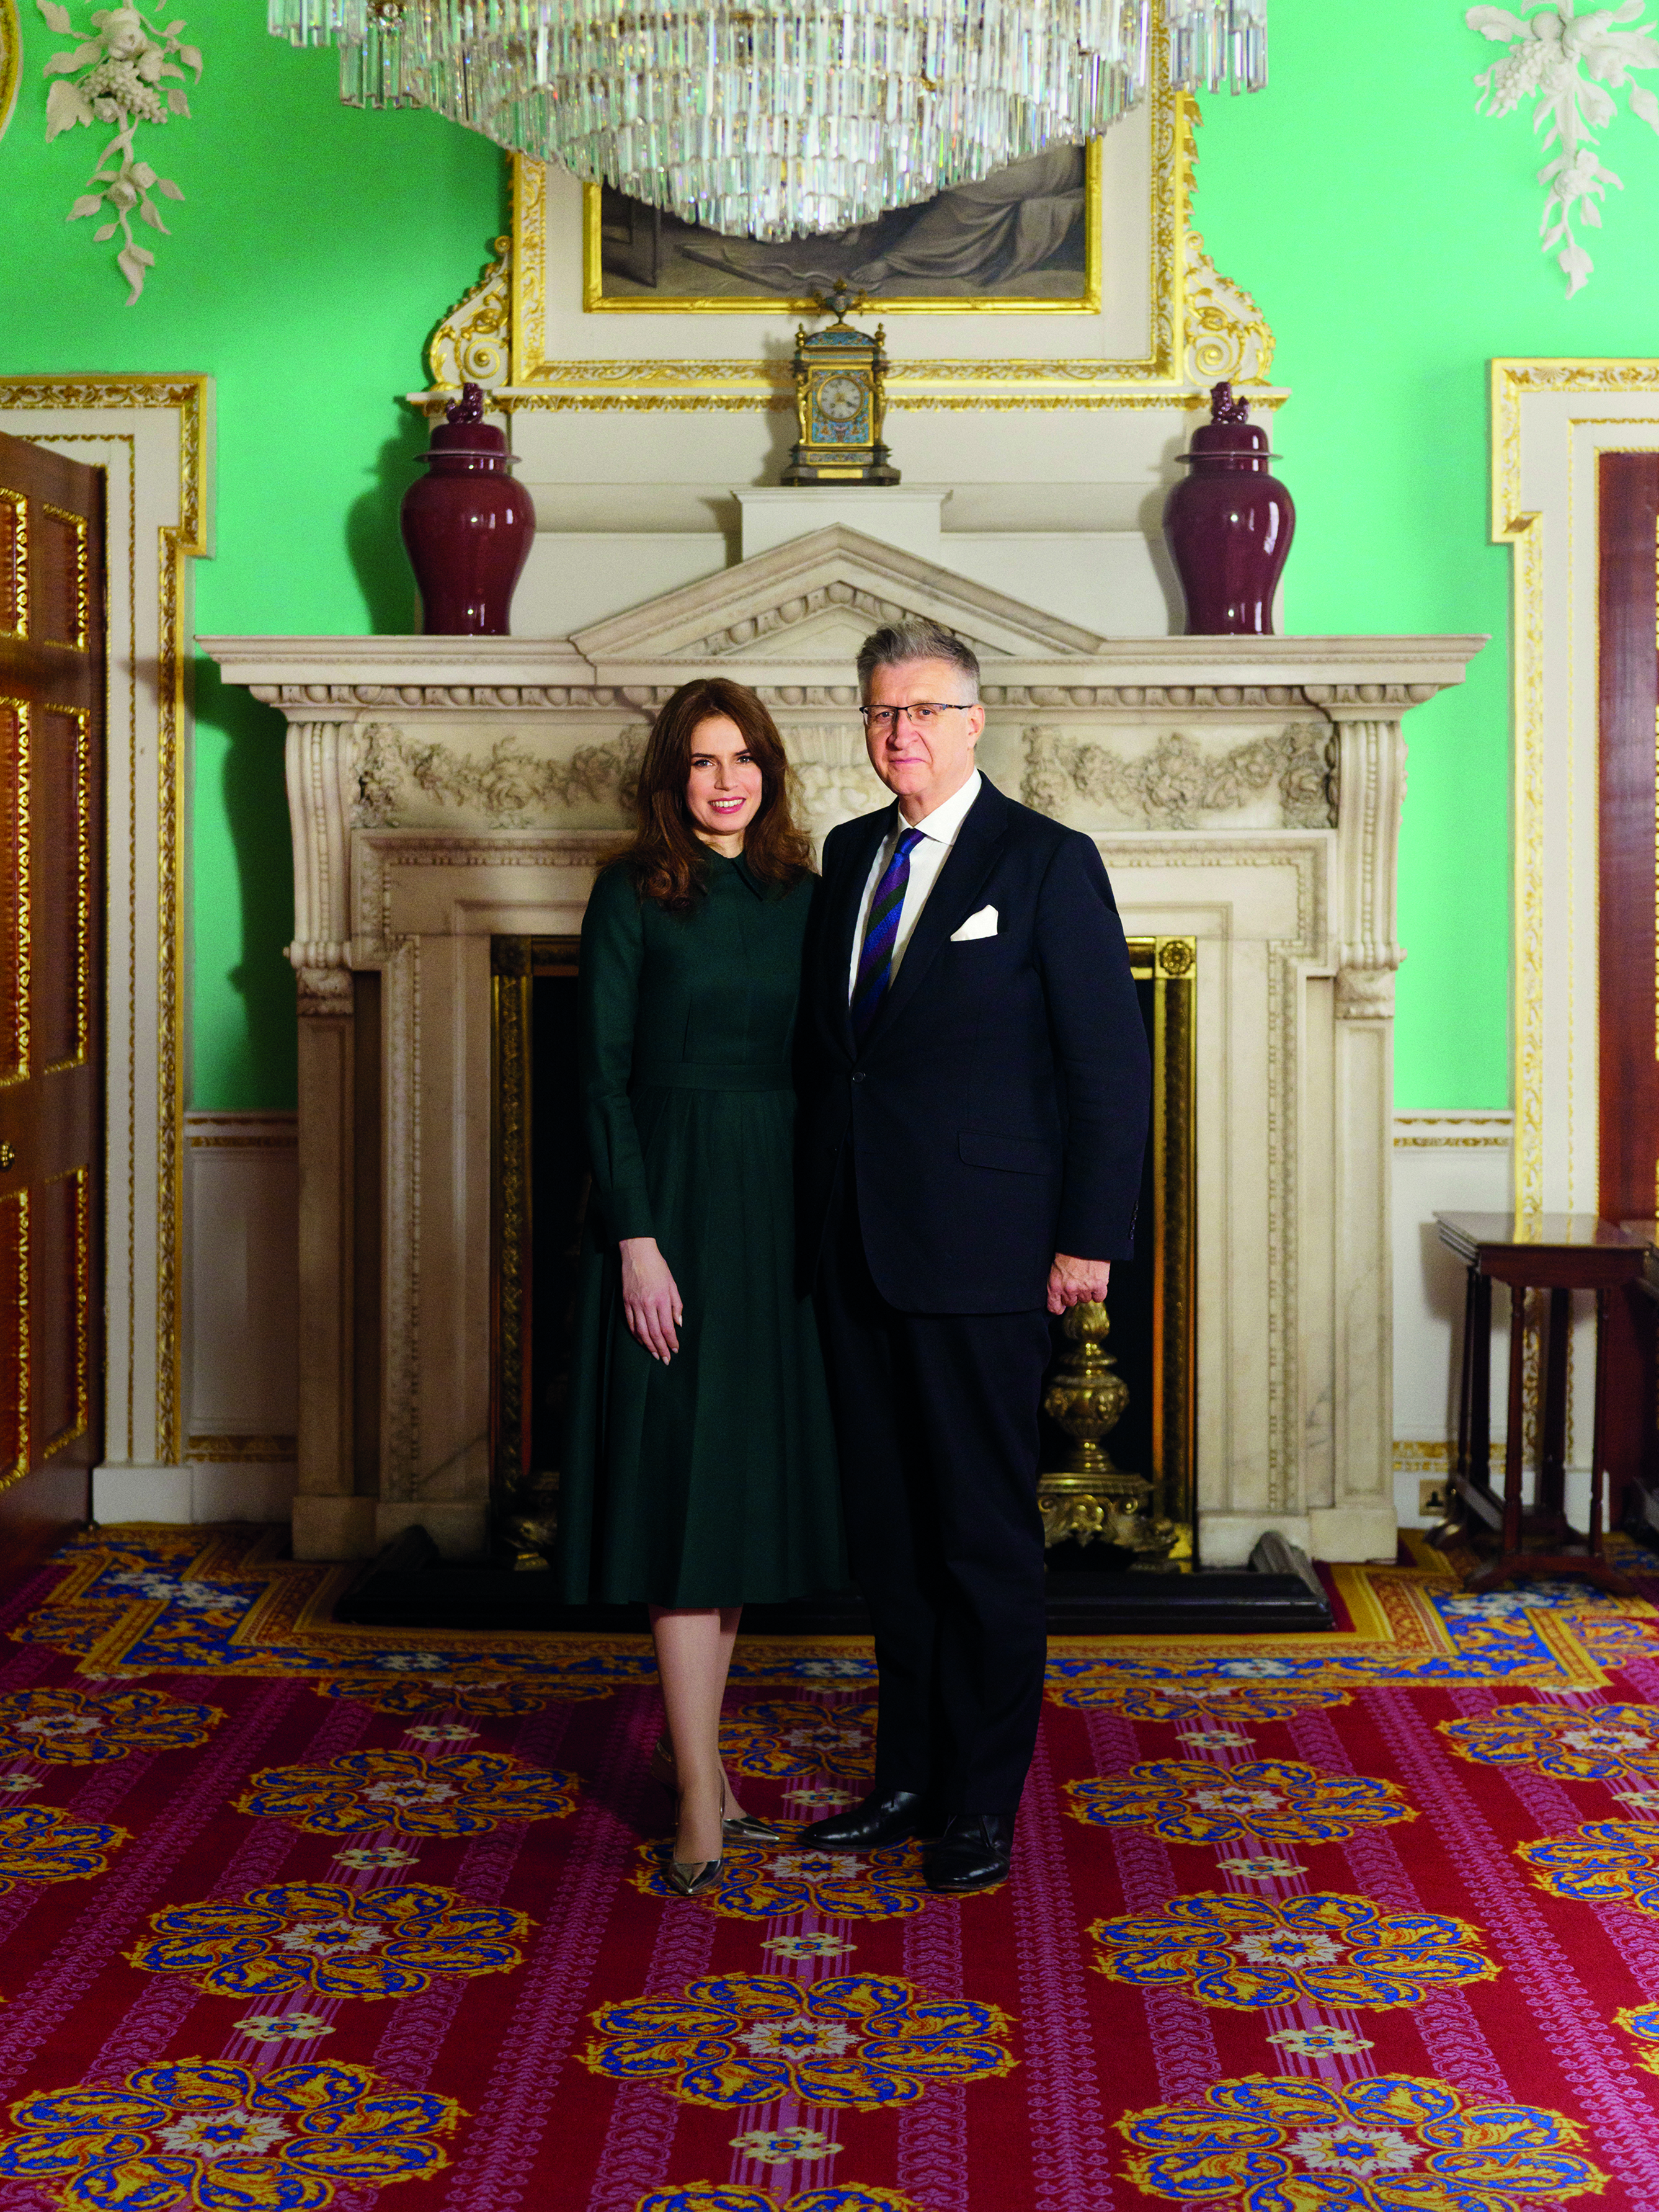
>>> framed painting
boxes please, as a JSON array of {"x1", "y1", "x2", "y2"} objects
[
  {"x1": 583, "y1": 143, "x2": 1103, "y2": 315},
  {"x1": 426, "y1": 71, "x2": 1278, "y2": 412}
]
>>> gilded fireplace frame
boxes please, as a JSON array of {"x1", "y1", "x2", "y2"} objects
[
  {"x1": 1117, "y1": 934, "x2": 1197, "y2": 1561},
  {"x1": 490, "y1": 929, "x2": 1195, "y2": 1564}
]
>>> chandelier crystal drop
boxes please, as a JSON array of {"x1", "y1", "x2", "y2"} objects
[{"x1": 269, "y1": 0, "x2": 1268, "y2": 240}]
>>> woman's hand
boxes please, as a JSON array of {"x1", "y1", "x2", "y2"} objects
[{"x1": 620, "y1": 1237, "x2": 683, "y2": 1362}]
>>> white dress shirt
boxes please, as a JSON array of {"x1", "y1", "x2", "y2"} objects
[{"x1": 847, "y1": 769, "x2": 984, "y2": 1001}]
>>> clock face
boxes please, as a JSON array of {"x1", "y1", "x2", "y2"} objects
[{"x1": 815, "y1": 373, "x2": 866, "y2": 426}]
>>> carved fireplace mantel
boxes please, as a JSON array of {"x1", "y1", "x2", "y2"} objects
[{"x1": 203, "y1": 523, "x2": 1483, "y2": 1568}]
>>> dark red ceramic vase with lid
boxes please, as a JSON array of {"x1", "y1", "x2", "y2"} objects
[
  {"x1": 399, "y1": 381, "x2": 536, "y2": 635},
  {"x1": 1163, "y1": 380, "x2": 1294, "y2": 635}
]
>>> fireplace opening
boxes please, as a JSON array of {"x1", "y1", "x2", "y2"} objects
[{"x1": 489, "y1": 930, "x2": 1196, "y2": 1592}]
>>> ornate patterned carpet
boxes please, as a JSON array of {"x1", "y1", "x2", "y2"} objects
[{"x1": 1, "y1": 1528, "x2": 1659, "y2": 2207}]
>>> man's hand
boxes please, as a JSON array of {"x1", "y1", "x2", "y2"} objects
[
  {"x1": 620, "y1": 1236, "x2": 683, "y2": 1362},
  {"x1": 1047, "y1": 1253, "x2": 1111, "y2": 1316}
]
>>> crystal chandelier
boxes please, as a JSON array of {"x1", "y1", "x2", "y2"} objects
[{"x1": 270, "y1": 0, "x2": 1267, "y2": 240}]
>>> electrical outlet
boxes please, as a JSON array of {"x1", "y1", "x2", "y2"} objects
[{"x1": 1418, "y1": 1478, "x2": 1450, "y2": 1519}]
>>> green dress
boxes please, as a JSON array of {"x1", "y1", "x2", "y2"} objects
[{"x1": 556, "y1": 851, "x2": 845, "y2": 1606}]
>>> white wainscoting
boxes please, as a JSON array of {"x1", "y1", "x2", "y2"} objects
[
  {"x1": 1390, "y1": 1113, "x2": 1533, "y2": 1528},
  {"x1": 88, "y1": 1097, "x2": 1542, "y2": 1543},
  {"x1": 97, "y1": 1105, "x2": 1519, "y2": 1541},
  {"x1": 91, "y1": 1113, "x2": 300, "y2": 1525}
]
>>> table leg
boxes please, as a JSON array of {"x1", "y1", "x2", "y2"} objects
[
  {"x1": 1456, "y1": 1263, "x2": 1477, "y2": 1484},
  {"x1": 1600, "y1": 1277, "x2": 1650, "y2": 1533},
  {"x1": 1503, "y1": 1285, "x2": 1526, "y2": 1559},
  {"x1": 1590, "y1": 1286, "x2": 1608, "y2": 1559},
  {"x1": 1541, "y1": 1285, "x2": 1570, "y2": 1533},
  {"x1": 1471, "y1": 1272, "x2": 1492, "y2": 1488}
]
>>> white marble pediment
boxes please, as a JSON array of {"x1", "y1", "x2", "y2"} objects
[{"x1": 571, "y1": 522, "x2": 1103, "y2": 679}]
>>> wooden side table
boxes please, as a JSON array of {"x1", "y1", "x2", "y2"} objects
[{"x1": 1434, "y1": 1211, "x2": 1645, "y2": 1595}]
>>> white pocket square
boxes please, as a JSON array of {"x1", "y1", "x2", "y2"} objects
[{"x1": 951, "y1": 904, "x2": 999, "y2": 942}]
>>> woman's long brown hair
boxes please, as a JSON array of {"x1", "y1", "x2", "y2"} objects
[{"x1": 610, "y1": 677, "x2": 814, "y2": 911}]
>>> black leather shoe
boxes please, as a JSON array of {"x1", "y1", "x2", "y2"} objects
[
  {"x1": 923, "y1": 1813, "x2": 1013, "y2": 1893},
  {"x1": 797, "y1": 1789, "x2": 933, "y2": 1851}
]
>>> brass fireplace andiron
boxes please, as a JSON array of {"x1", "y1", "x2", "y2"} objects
[{"x1": 1038, "y1": 1302, "x2": 1178, "y2": 1568}]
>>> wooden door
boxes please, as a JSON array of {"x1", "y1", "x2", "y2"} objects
[
  {"x1": 1598, "y1": 452, "x2": 1659, "y2": 1217},
  {"x1": 1597, "y1": 451, "x2": 1659, "y2": 1520},
  {"x1": 0, "y1": 429, "x2": 104, "y2": 1551}
]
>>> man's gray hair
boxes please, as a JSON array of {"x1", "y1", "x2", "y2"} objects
[{"x1": 856, "y1": 617, "x2": 981, "y2": 702}]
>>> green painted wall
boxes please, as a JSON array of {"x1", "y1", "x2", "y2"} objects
[
  {"x1": 1198, "y1": 0, "x2": 1659, "y2": 1108},
  {"x1": 6, "y1": 0, "x2": 1659, "y2": 1108},
  {"x1": 0, "y1": 22, "x2": 502, "y2": 1107}
]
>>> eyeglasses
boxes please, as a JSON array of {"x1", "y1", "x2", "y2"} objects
[{"x1": 858, "y1": 702, "x2": 974, "y2": 736}]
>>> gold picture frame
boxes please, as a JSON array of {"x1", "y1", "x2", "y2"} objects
[
  {"x1": 424, "y1": 59, "x2": 1278, "y2": 411},
  {"x1": 581, "y1": 142, "x2": 1104, "y2": 316}
]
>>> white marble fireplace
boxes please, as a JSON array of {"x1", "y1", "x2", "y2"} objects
[{"x1": 204, "y1": 524, "x2": 1480, "y2": 1568}]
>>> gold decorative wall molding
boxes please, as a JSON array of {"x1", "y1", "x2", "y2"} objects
[
  {"x1": 426, "y1": 236, "x2": 510, "y2": 393},
  {"x1": 1492, "y1": 360, "x2": 1659, "y2": 1229},
  {"x1": 1394, "y1": 1438, "x2": 1454, "y2": 1474},
  {"x1": 1488, "y1": 362, "x2": 1659, "y2": 1482},
  {"x1": 424, "y1": 87, "x2": 1276, "y2": 416},
  {"x1": 0, "y1": 0, "x2": 22, "y2": 147},
  {"x1": 1393, "y1": 1113, "x2": 1514, "y2": 1150},
  {"x1": 0, "y1": 373, "x2": 208, "y2": 1471}
]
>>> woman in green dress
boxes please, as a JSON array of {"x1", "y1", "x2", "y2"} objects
[{"x1": 557, "y1": 676, "x2": 845, "y2": 1893}]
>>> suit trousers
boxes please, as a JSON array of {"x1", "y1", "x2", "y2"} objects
[{"x1": 816, "y1": 1157, "x2": 1053, "y2": 1817}]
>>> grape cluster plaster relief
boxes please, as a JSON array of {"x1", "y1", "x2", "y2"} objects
[
  {"x1": 1023, "y1": 723, "x2": 1337, "y2": 832},
  {"x1": 1469, "y1": 0, "x2": 1659, "y2": 295},
  {"x1": 38, "y1": 0, "x2": 199, "y2": 301},
  {"x1": 352, "y1": 723, "x2": 646, "y2": 832}
]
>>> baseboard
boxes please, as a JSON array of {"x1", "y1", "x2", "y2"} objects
[
  {"x1": 0, "y1": 1460, "x2": 91, "y2": 1579},
  {"x1": 92, "y1": 1463, "x2": 297, "y2": 1525}
]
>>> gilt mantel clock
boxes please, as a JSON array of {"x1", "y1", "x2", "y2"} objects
[{"x1": 783, "y1": 291, "x2": 900, "y2": 486}]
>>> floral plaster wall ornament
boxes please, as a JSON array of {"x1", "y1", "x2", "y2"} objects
[
  {"x1": 1469, "y1": 0, "x2": 1659, "y2": 295},
  {"x1": 37, "y1": 0, "x2": 199, "y2": 301}
]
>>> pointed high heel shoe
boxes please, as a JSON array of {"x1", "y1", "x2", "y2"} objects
[
  {"x1": 652, "y1": 1739, "x2": 779, "y2": 1847},
  {"x1": 667, "y1": 1782, "x2": 725, "y2": 1897},
  {"x1": 722, "y1": 1811, "x2": 781, "y2": 1847},
  {"x1": 719, "y1": 1777, "x2": 779, "y2": 1849},
  {"x1": 665, "y1": 1853, "x2": 725, "y2": 1897}
]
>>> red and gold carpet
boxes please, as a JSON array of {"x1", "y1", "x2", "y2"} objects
[{"x1": 0, "y1": 1525, "x2": 1657, "y2": 2206}]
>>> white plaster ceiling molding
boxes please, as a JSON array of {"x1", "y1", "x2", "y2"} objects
[
  {"x1": 37, "y1": 0, "x2": 200, "y2": 301},
  {"x1": 1469, "y1": 0, "x2": 1659, "y2": 295}
]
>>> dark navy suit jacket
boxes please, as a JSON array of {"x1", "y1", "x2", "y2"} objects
[{"x1": 799, "y1": 775, "x2": 1151, "y2": 1313}]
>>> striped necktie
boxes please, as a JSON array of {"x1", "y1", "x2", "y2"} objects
[{"x1": 852, "y1": 826, "x2": 925, "y2": 1043}]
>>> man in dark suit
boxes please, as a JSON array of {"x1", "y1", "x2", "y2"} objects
[{"x1": 798, "y1": 615, "x2": 1150, "y2": 1891}]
